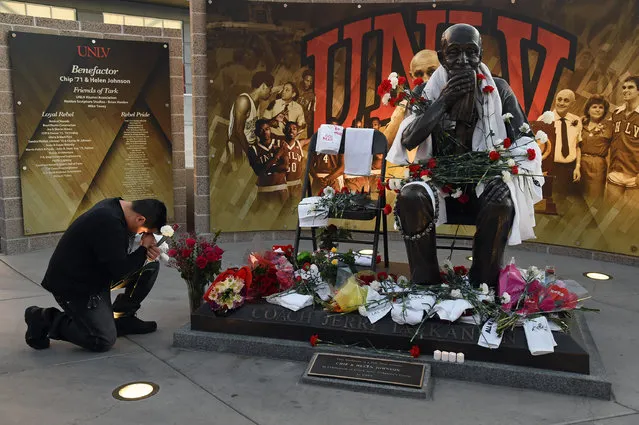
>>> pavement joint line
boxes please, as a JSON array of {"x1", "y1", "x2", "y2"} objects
[
  {"x1": 589, "y1": 299, "x2": 639, "y2": 315},
  {"x1": 552, "y1": 412, "x2": 639, "y2": 425},
  {"x1": 0, "y1": 257, "x2": 43, "y2": 287},
  {"x1": 125, "y1": 337, "x2": 262, "y2": 425},
  {"x1": 0, "y1": 294, "x2": 49, "y2": 302}
]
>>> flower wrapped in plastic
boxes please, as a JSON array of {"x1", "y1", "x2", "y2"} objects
[
  {"x1": 330, "y1": 276, "x2": 367, "y2": 313},
  {"x1": 247, "y1": 251, "x2": 295, "y2": 300},
  {"x1": 203, "y1": 266, "x2": 251, "y2": 313}
]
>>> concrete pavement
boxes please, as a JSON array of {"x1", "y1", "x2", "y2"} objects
[{"x1": 1, "y1": 239, "x2": 638, "y2": 425}]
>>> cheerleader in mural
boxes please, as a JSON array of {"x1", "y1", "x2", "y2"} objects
[{"x1": 577, "y1": 94, "x2": 613, "y2": 201}]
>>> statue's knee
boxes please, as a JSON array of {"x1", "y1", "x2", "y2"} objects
[{"x1": 396, "y1": 185, "x2": 435, "y2": 232}]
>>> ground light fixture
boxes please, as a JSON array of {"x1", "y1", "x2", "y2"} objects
[
  {"x1": 112, "y1": 382, "x2": 160, "y2": 401},
  {"x1": 466, "y1": 256, "x2": 473, "y2": 261},
  {"x1": 358, "y1": 249, "x2": 374, "y2": 256},
  {"x1": 583, "y1": 272, "x2": 612, "y2": 281}
]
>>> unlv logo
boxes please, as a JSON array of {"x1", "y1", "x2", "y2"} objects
[{"x1": 77, "y1": 45, "x2": 111, "y2": 58}]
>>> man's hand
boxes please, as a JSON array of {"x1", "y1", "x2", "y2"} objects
[
  {"x1": 146, "y1": 245, "x2": 161, "y2": 261},
  {"x1": 483, "y1": 177, "x2": 510, "y2": 204},
  {"x1": 573, "y1": 167, "x2": 581, "y2": 182},
  {"x1": 140, "y1": 233, "x2": 156, "y2": 249},
  {"x1": 440, "y1": 70, "x2": 475, "y2": 108}
]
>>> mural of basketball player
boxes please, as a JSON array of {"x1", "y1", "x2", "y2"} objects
[
  {"x1": 284, "y1": 121, "x2": 304, "y2": 200},
  {"x1": 263, "y1": 81, "x2": 306, "y2": 140},
  {"x1": 310, "y1": 118, "x2": 344, "y2": 195},
  {"x1": 606, "y1": 76, "x2": 639, "y2": 205},
  {"x1": 228, "y1": 71, "x2": 274, "y2": 161},
  {"x1": 297, "y1": 70, "x2": 316, "y2": 139},
  {"x1": 247, "y1": 119, "x2": 289, "y2": 204}
]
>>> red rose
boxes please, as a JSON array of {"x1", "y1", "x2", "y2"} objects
[
  {"x1": 489, "y1": 150, "x2": 501, "y2": 161},
  {"x1": 396, "y1": 92, "x2": 406, "y2": 101},
  {"x1": 458, "y1": 193, "x2": 470, "y2": 204},
  {"x1": 205, "y1": 248, "x2": 219, "y2": 262},
  {"x1": 185, "y1": 238, "x2": 196, "y2": 248},
  {"x1": 511, "y1": 165, "x2": 519, "y2": 174},
  {"x1": 409, "y1": 345, "x2": 420, "y2": 358},
  {"x1": 453, "y1": 265, "x2": 468, "y2": 275},
  {"x1": 420, "y1": 169, "x2": 432, "y2": 177},
  {"x1": 527, "y1": 148, "x2": 536, "y2": 160},
  {"x1": 376, "y1": 179, "x2": 385, "y2": 192},
  {"x1": 172, "y1": 223, "x2": 180, "y2": 231},
  {"x1": 377, "y1": 79, "x2": 392, "y2": 96},
  {"x1": 181, "y1": 249, "x2": 192, "y2": 258},
  {"x1": 376, "y1": 272, "x2": 388, "y2": 281},
  {"x1": 398, "y1": 76, "x2": 406, "y2": 86},
  {"x1": 358, "y1": 274, "x2": 375, "y2": 285},
  {"x1": 195, "y1": 255, "x2": 208, "y2": 269},
  {"x1": 441, "y1": 185, "x2": 453, "y2": 194},
  {"x1": 477, "y1": 73, "x2": 486, "y2": 81},
  {"x1": 389, "y1": 273, "x2": 398, "y2": 281},
  {"x1": 389, "y1": 96, "x2": 397, "y2": 107},
  {"x1": 503, "y1": 137, "x2": 512, "y2": 148},
  {"x1": 482, "y1": 85, "x2": 495, "y2": 93},
  {"x1": 310, "y1": 334, "x2": 319, "y2": 347},
  {"x1": 383, "y1": 204, "x2": 393, "y2": 215},
  {"x1": 376, "y1": 255, "x2": 381, "y2": 264},
  {"x1": 427, "y1": 158, "x2": 437, "y2": 169},
  {"x1": 413, "y1": 77, "x2": 424, "y2": 86},
  {"x1": 200, "y1": 241, "x2": 210, "y2": 250},
  {"x1": 408, "y1": 164, "x2": 421, "y2": 174},
  {"x1": 167, "y1": 249, "x2": 178, "y2": 257}
]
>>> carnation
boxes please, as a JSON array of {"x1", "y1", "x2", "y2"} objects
[
  {"x1": 539, "y1": 110, "x2": 555, "y2": 125},
  {"x1": 502, "y1": 112, "x2": 514, "y2": 122},
  {"x1": 535, "y1": 130, "x2": 548, "y2": 144},
  {"x1": 480, "y1": 283, "x2": 489, "y2": 295},
  {"x1": 519, "y1": 123, "x2": 531, "y2": 134},
  {"x1": 501, "y1": 170, "x2": 512, "y2": 183},
  {"x1": 501, "y1": 292, "x2": 511, "y2": 304},
  {"x1": 381, "y1": 92, "x2": 391, "y2": 105},
  {"x1": 450, "y1": 289, "x2": 463, "y2": 299},
  {"x1": 160, "y1": 225, "x2": 175, "y2": 237}
]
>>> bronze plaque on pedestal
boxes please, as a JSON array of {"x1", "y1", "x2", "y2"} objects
[{"x1": 308, "y1": 353, "x2": 425, "y2": 388}]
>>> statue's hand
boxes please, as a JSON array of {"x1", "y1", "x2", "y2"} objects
[
  {"x1": 440, "y1": 70, "x2": 475, "y2": 108},
  {"x1": 483, "y1": 177, "x2": 510, "y2": 204}
]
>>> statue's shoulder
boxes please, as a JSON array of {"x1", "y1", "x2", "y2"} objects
[{"x1": 492, "y1": 77, "x2": 513, "y2": 94}]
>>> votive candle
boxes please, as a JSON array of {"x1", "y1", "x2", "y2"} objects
[
  {"x1": 448, "y1": 352, "x2": 457, "y2": 362},
  {"x1": 441, "y1": 351, "x2": 449, "y2": 362},
  {"x1": 433, "y1": 350, "x2": 442, "y2": 361},
  {"x1": 456, "y1": 353, "x2": 465, "y2": 363}
]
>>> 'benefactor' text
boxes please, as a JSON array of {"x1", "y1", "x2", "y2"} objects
[{"x1": 71, "y1": 65, "x2": 120, "y2": 76}]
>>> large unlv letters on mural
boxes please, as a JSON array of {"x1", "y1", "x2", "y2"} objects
[{"x1": 303, "y1": 9, "x2": 575, "y2": 132}]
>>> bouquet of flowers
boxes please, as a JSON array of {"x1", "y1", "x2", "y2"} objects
[
  {"x1": 314, "y1": 186, "x2": 375, "y2": 218},
  {"x1": 377, "y1": 71, "x2": 429, "y2": 112},
  {"x1": 203, "y1": 266, "x2": 251, "y2": 314},
  {"x1": 247, "y1": 250, "x2": 295, "y2": 300},
  {"x1": 166, "y1": 229, "x2": 224, "y2": 311},
  {"x1": 496, "y1": 261, "x2": 592, "y2": 335},
  {"x1": 297, "y1": 248, "x2": 357, "y2": 286}
]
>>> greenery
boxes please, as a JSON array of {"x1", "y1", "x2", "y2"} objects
[{"x1": 317, "y1": 224, "x2": 352, "y2": 250}]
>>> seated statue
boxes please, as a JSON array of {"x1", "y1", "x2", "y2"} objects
[{"x1": 391, "y1": 23, "x2": 544, "y2": 288}]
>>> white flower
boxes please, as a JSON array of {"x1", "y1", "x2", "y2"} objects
[
  {"x1": 480, "y1": 283, "x2": 489, "y2": 295},
  {"x1": 381, "y1": 92, "x2": 391, "y2": 105},
  {"x1": 539, "y1": 110, "x2": 555, "y2": 125},
  {"x1": 507, "y1": 158, "x2": 516, "y2": 167},
  {"x1": 389, "y1": 178, "x2": 402, "y2": 190},
  {"x1": 501, "y1": 292, "x2": 511, "y2": 304},
  {"x1": 535, "y1": 130, "x2": 549, "y2": 144},
  {"x1": 322, "y1": 186, "x2": 335, "y2": 198},
  {"x1": 451, "y1": 188, "x2": 462, "y2": 199},
  {"x1": 501, "y1": 170, "x2": 512, "y2": 183},
  {"x1": 450, "y1": 289, "x2": 463, "y2": 299},
  {"x1": 370, "y1": 281, "x2": 381, "y2": 292},
  {"x1": 440, "y1": 283, "x2": 449, "y2": 288},
  {"x1": 160, "y1": 225, "x2": 174, "y2": 237},
  {"x1": 397, "y1": 275, "x2": 410, "y2": 286},
  {"x1": 421, "y1": 174, "x2": 431, "y2": 182},
  {"x1": 502, "y1": 112, "x2": 514, "y2": 122},
  {"x1": 390, "y1": 76, "x2": 399, "y2": 89},
  {"x1": 388, "y1": 72, "x2": 398, "y2": 79},
  {"x1": 519, "y1": 123, "x2": 531, "y2": 134}
]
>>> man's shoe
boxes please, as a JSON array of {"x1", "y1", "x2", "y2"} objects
[
  {"x1": 115, "y1": 316, "x2": 157, "y2": 337},
  {"x1": 24, "y1": 306, "x2": 50, "y2": 349}
]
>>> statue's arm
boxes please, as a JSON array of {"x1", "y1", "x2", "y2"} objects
[{"x1": 400, "y1": 98, "x2": 447, "y2": 150}]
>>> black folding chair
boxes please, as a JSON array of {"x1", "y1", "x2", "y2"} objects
[{"x1": 294, "y1": 129, "x2": 390, "y2": 271}]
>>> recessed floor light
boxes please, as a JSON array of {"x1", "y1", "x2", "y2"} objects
[
  {"x1": 112, "y1": 382, "x2": 159, "y2": 401},
  {"x1": 359, "y1": 249, "x2": 374, "y2": 256},
  {"x1": 583, "y1": 272, "x2": 612, "y2": 281},
  {"x1": 466, "y1": 256, "x2": 473, "y2": 261}
]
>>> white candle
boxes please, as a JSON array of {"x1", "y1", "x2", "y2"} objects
[
  {"x1": 441, "y1": 351, "x2": 449, "y2": 362},
  {"x1": 448, "y1": 352, "x2": 457, "y2": 362},
  {"x1": 457, "y1": 353, "x2": 465, "y2": 363},
  {"x1": 433, "y1": 350, "x2": 441, "y2": 361}
]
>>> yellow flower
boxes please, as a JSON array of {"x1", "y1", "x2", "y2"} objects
[
  {"x1": 331, "y1": 259, "x2": 338, "y2": 265},
  {"x1": 330, "y1": 247, "x2": 338, "y2": 253}
]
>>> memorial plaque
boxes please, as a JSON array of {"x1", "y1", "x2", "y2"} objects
[
  {"x1": 9, "y1": 32, "x2": 173, "y2": 234},
  {"x1": 307, "y1": 353, "x2": 425, "y2": 388}
]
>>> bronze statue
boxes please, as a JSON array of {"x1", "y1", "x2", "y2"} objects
[{"x1": 395, "y1": 24, "x2": 540, "y2": 288}]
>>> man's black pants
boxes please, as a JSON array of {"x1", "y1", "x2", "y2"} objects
[{"x1": 48, "y1": 262, "x2": 159, "y2": 352}]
